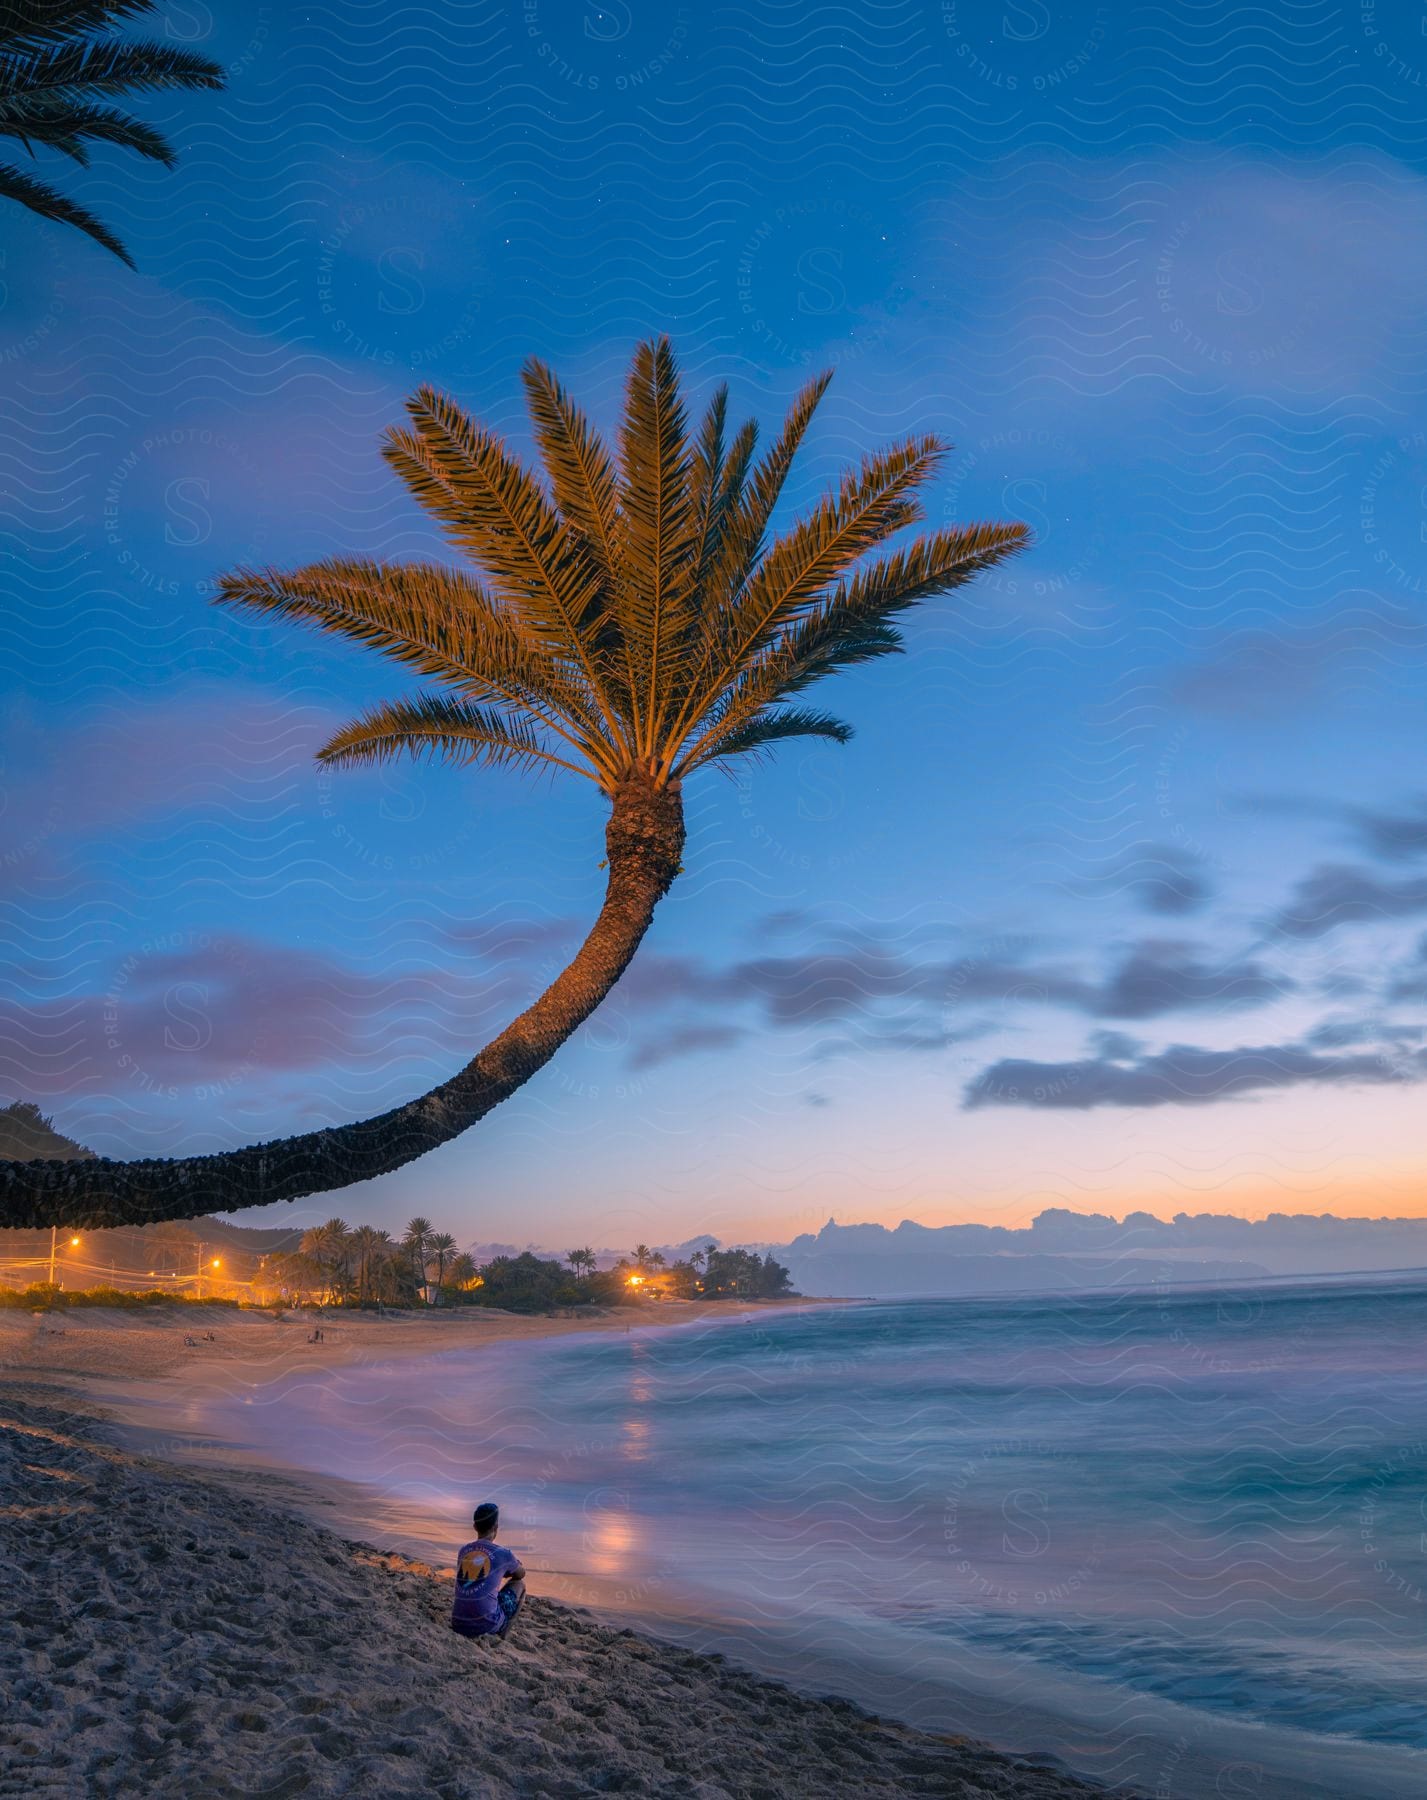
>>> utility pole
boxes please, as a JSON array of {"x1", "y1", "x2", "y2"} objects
[{"x1": 47, "y1": 1228, "x2": 79, "y2": 1288}]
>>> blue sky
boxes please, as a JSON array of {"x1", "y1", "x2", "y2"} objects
[{"x1": 5, "y1": 1, "x2": 1427, "y2": 1249}]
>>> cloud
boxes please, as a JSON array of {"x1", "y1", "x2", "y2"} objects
[
  {"x1": 615, "y1": 929, "x2": 1288, "y2": 1071},
  {"x1": 1237, "y1": 792, "x2": 1427, "y2": 864},
  {"x1": 0, "y1": 932, "x2": 523, "y2": 1101},
  {"x1": 1170, "y1": 597, "x2": 1426, "y2": 719},
  {"x1": 1385, "y1": 933, "x2": 1427, "y2": 1003},
  {"x1": 0, "y1": 686, "x2": 328, "y2": 878},
  {"x1": 1347, "y1": 800, "x2": 1427, "y2": 863},
  {"x1": 627, "y1": 1024, "x2": 749, "y2": 1071},
  {"x1": 1269, "y1": 864, "x2": 1427, "y2": 940},
  {"x1": 1094, "y1": 940, "x2": 1284, "y2": 1019},
  {"x1": 964, "y1": 1038, "x2": 1423, "y2": 1112},
  {"x1": 1307, "y1": 1017, "x2": 1425, "y2": 1050},
  {"x1": 1121, "y1": 845, "x2": 1213, "y2": 915},
  {"x1": 1070, "y1": 842, "x2": 1213, "y2": 916},
  {"x1": 1141, "y1": 156, "x2": 1427, "y2": 393}
]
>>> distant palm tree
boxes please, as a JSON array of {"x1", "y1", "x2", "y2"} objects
[
  {"x1": 567, "y1": 1245, "x2": 595, "y2": 1282},
  {"x1": 302, "y1": 1217, "x2": 351, "y2": 1304},
  {"x1": 402, "y1": 1215, "x2": 433, "y2": 1284},
  {"x1": 0, "y1": 2, "x2": 224, "y2": 268},
  {"x1": 446, "y1": 1251, "x2": 478, "y2": 1292},
  {"x1": 2, "y1": 338, "x2": 1027, "y2": 1231},
  {"x1": 428, "y1": 1231, "x2": 456, "y2": 1285},
  {"x1": 631, "y1": 1243, "x2": 654, "y2": 1273},
  {"x1": 370, "y1": 1229, "x2": 407, "y2": 1306},
  {"x1": 349, "y1": 1224, "x2": 384, "y2": 1306}
]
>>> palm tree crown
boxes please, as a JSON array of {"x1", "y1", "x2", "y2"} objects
[
  {"x1": 0, "y1": 2, "x2": 224, "y2": 267},
  {"x1": 216, "y1": 337, "x2": 1027, "y2": 798}
]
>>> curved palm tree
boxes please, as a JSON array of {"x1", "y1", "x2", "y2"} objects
[
  {"x1": 0, "y1": 2, "x2": 224, "y2": 268},
  {"x1": 0, "y1": 337, "x2": 1027, "y2": 1231}
]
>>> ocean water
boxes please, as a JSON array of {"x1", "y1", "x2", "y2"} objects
[{"x1": 156, "y1": 1280, "x2": 1427, "y2": 1799}]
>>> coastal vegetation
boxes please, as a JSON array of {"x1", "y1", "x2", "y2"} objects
[
  {"x1": 0, "y1": 340, "x2": 1027, "y2": 1232},
  {"x1": 0, "y1": 1, "x2": 224, "y2": 267},
  {"x1": 0, "y1": 1283, "x2": 242, "y2": 1310},
  {"x1": 259, "y1": 1220, "x2": 794, "y2": 1314}
]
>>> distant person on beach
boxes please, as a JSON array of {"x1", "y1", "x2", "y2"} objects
[{"x1": 450, "y1": 1502, "x2": 525, "y2": 1641}]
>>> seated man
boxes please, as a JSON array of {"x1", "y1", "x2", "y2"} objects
[{"x1": 451, "y1": 1501, "x2": 525, "y2": 1640}]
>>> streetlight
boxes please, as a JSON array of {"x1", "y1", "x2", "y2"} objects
[
  {"x1": 196, "y1": 1246, "x2": 221, "y2": 1299},
  {"x1": 47, "y1": 1229, "x2": 79, "y2": 1287}
]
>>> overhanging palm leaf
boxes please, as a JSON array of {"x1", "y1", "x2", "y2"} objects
[
  {"x1": 0, "y1": 1, "x2": 223, "y2": 267},
  {"x1": 0, "y1": 337, "x2": 1028, "y2": 1230}
]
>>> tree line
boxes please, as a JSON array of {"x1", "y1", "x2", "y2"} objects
[{"x1": 260, "y1": 1219, "x2": 794, "y2": 1314}]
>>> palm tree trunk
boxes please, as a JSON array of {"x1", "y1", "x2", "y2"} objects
[{"x1": 0, "y1": 777, "x2": 684, "y2": 1230}]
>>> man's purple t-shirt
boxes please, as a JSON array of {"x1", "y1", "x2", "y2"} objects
[{"x1": 451, "y1": 1537, "x2": 522, "y2": 1636}]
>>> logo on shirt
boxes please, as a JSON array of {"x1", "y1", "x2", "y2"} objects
[{"x1": 457, "y1": 1547, "x2": 492, "y2": 1588}]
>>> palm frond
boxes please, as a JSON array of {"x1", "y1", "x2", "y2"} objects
[
  {"x1": 0, "y1": 5, "x2": 156, "y2": 54},
  {"x1": 615, "y1": 335, "x2": 695, "y2": 755},
  {"x1": 758, "y1": 519, "x2": 1032, "y2": 696},
  {"x1": 518, "y1": 354, "x2": 633, "y2": 722},
  {"x1": 818, "y1": 518, "x2": 1033, "y2": 627},
  {"x1": 706, "y1": 369, "x2": 832, "y2": 606},
  {"x1": 317, "y1": 693, "x2": 592, "y2": 782},
  {"x1": 0, "y1": 152, "x2": 129, "y2": 258},
  {"x1": 713, "y1": 435, "x2": 946, "y2": 662},
  {"x1": 655, "y1": 374, "x2": 833, "y2": 766},
  {"x1": 0, "y1": 97, "x2": 172, "y2": 162},
  {"x1": 382, "y1": 388, "x2": 624, "y2": 746},
  {"x1": 520, "y1": 355, "x2": 620, "y2": 580},
  {"x1": 695, "y1": 705, "x2": 854, "y2": 771},
  {"x1": 664, "y1": 436, "x2": 943, "y2": 768},
  {"x1": 676, "y1": 520, "x2": 1031, "y2": 772},
  {"x1": 0, "y1": 40, "x2": 223, "y2": 102},
  {"x1": 0, "y1": 3, "x2": 221, "y2": 264},
  {"x1": 686, "y1": 381, "x2": 728, "y2": 592},
  {"x1": 213, "y1": 558, "x2": 620, "y2": 781},
  {"x1": 708, "y1": 415, "x2": 758, "y2": 576}
]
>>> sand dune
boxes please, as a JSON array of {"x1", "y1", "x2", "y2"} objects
[{"x1": 1, "y1": 1366, "x2": 1114, "y2": 1798}]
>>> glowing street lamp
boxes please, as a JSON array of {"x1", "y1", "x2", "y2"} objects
[
  {"x1": 47, "y1": 1229, "x2": 79, "y2": 1287},
  {"x1": 196, "y1": 1246, "x2": 221, "y2": 1299}
]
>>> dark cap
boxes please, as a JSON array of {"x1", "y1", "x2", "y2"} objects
[{"x1": 473, "y1": 1501, "x2": 500, "y2": 1533}]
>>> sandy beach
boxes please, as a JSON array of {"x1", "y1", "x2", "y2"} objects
[
  {"x1": 0, "y1": 1295, "x2": 800, "y2": 1384},
  {"x1": 0, "y1": 1303, "x2": 1118, "y2": 1799}
]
